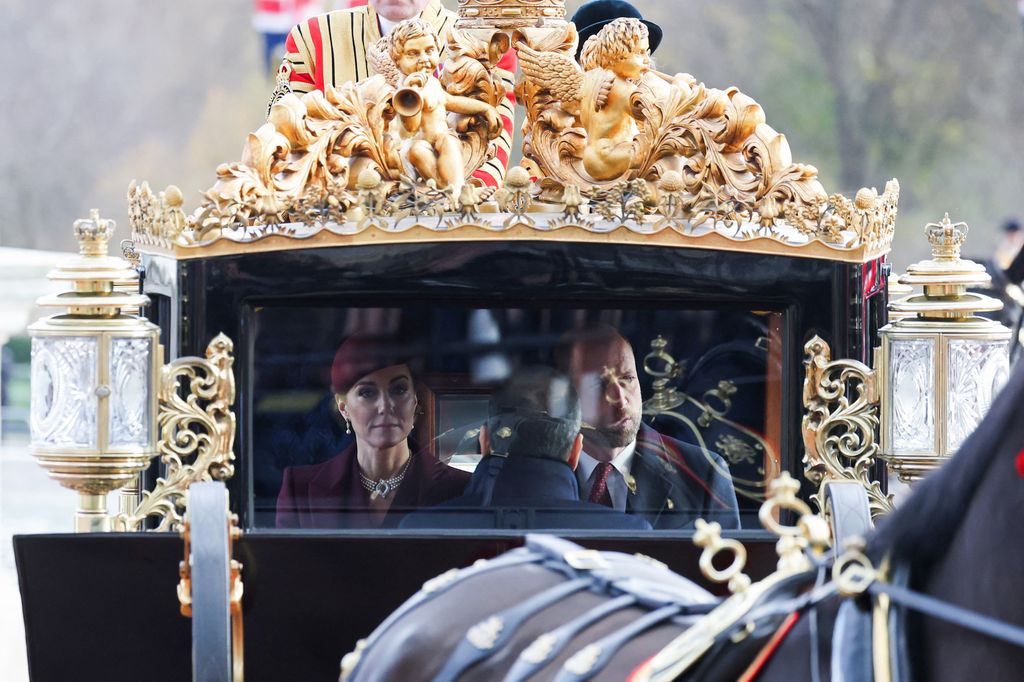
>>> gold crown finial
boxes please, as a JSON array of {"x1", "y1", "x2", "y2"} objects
[
  {"x1": 73, "y1": 209, "x2": 115, "y2": 257},
  {"x1": 925, "y1": 212, "x2": 969, "y2": 262}
]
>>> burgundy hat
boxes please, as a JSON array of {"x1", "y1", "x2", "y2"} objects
[{"x1": 330, "y1": 333, "x2": 421, "y2": 394}]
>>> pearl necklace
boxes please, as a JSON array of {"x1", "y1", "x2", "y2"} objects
[{"x1": 359, "y1": 455, "x2": 413, "y2": 500}]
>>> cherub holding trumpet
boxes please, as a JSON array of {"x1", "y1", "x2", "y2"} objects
[{"x1": 376, "y1": 19, "x2": 502, "y2": 197}]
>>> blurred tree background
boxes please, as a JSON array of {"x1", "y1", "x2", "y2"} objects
[{"x1": 2, "y1": 0, "x2": 1022, "y2": 268}]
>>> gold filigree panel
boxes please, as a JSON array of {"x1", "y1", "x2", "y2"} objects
[
  {"x1": 114, "y1": 334, "x2": 237, "y2": 531},
  {"x1": 802, "y1": 336, "x2": 894, "y2": 518}
]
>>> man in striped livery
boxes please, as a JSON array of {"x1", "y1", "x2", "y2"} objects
[{"x1": 279, "y1": 0, "x2": 517, "y2": 189}]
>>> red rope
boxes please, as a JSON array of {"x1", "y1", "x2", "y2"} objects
[{"x1": 737, "y1": 611, "x2": 802, "y2": 682}]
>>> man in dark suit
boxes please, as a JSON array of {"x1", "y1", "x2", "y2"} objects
[
  {"x1": 400, "y1": 367, "x2": 651, "y2": 531},
  {"x1": 560, "y1": 326, "x2": 740, "y2": 529}
]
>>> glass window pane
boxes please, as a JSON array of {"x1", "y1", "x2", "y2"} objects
[
  {"x1": 890, "y1": 338, "x2": 934, "y2": 453},
  {"x1": 109, "y1": 337, "x2": 153, "y2": 448},
  {"x1": 253, "y1": 306, "x2": 783, "y2": 533},
  {"x1": 946, "y1": 339, "x2": 1009, "y2": 451},
  {"x1": 30, "y1": 336, "x2": 98, "y2": 449}
]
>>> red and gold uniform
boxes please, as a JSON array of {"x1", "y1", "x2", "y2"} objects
[{"x1": 281, "y1": 0, "x2": 516, "y2": 188}]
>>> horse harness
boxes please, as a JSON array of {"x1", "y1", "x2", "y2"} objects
[
  {"x1": 830, "y1": 549, "x2": 1024, "y2": 682},
  {"x1": 340, "y1": 535, "x2": 1024, "y2": 681}
]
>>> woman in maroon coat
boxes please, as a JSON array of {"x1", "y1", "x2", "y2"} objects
[{"x1": 276, "y1": 334, "x2": 469, "y2": 528}]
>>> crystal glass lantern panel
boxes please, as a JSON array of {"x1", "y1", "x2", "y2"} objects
[
  {"x1": 30, "y1": 336, "x2": 98, "y2": 449},
  {"x1": 890, "y1": 338, "x2": 935, "y2": 453},
  {"x1": 946, "y1": 338, "x2": 1009, "y2": 451},
  {"x1": 109, "y1": 337, "x2": 153, "y2": 448}
]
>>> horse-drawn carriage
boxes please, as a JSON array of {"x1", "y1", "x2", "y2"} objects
[{"x1": 15, "y1": 1, "x2": 1023, "y2": 680}]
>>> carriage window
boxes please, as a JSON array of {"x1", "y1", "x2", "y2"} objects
[{"x1": 253, "y1": 306, "x2": 784, "y2": 532}]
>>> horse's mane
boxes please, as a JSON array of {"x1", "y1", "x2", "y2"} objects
[{"x1": 867, "y1": 358, "x2": 1024, "y2": 574}]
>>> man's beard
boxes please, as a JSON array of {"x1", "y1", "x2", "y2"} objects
[{"x1": 586, "y1": 411, "x2": 641, "y2": 449}]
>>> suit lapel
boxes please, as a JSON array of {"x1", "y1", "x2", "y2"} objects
[
  {"x1": 627, "y1": 449, "x2": 673, "y2": 525},
  {"x1": 631, "y1": 424, "x2": 709, "y2": 528}
]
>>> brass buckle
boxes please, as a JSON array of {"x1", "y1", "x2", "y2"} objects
[
  {"x1": 833, "y1": 547, "x2": 877, "y2": 597},
  {"x1": 564, "y1": 549, "x2": 610, "y2": 571}
]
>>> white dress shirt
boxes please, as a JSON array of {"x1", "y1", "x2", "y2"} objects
[
  {"x1": 575, "y1": 440, "x2": 637, "y2": 512},
  {"x1": 377, "y1": 16, "x2": 398, "y2": 34}
]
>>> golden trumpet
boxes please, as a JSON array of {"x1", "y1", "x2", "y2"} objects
[{"x1": 394, "y1": 87, "x2": 424, "y2": 117}]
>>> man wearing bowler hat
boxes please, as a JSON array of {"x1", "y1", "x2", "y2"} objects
[{"x1": 571, "y1": 0, "x2": 663, "y2": 60}]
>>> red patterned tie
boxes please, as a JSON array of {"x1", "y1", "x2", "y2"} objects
[{"x1": 588, "y1": 462, "x2": 615, "y2": 507}]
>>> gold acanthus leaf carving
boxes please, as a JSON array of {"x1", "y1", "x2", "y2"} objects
[
  {"x1": 516, "y1": 18, "x2": 829, "y2": 233},
  {"x1": 114, "y1": 333, "x2": 236, "y2": 532},
  {"x1": 802, "y1": 336, "x2": 894, "y2": 519},
  {"x1": 195, "y1": 20, "x2": 504, "y2": 238},
  {"x1": 128, "y1": 180, "x2": 187, "y2": 248},
  {"x1": 826, "y1": 179, "x2": 901, "y2": 254}
]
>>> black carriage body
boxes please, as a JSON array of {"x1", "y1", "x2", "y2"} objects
[
  {"x1": 16, "y1": 239, "x2": 888, "y2": 682},
  {"x1": 153, "y1": 242, "x2": 883, "y2": 521},
  {"x1": 152, "y1": 241, "x2": 882, "y2": 509}
]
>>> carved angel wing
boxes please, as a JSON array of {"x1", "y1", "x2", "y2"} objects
[
  {"x1": 592, "y1": 70, "x2": 616, "y2": 111},
  {"x1": 515, "y1": 41, "x2": 583, "y2": 109},
  {"x1": 368, "y1": 37, "x2": 401, "y2": 87}
]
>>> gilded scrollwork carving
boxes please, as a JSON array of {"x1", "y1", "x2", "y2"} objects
[
  {"x1": 194, "y1": 19, "x2": 504, "y2": 237},
  {"x1": 549, "y1": 183, "x2": 590, "y2": 228},
  {"x1": 588, "y1": 179, "x2": 651, "y2": 226},
  {"x1": 128, "y1": 181, "x2": 187, "y2": 248},
  {"x1": 825, "y1": 180, "x2": 901, "y2": 254},
  {"x1": 802, "y1": 335, "x2": 894, "y2": 518},
  {"x1": 114, "y1": 333, "x2": 236, "y2": 532},
  {"x1": 127, "y1": 4, "x2": 900, "y2": 262},
  {"x1": 515, "y1": 17, "x2": 829, "y2": 232},
  {"x1": 456, "y1": 0, "x2": 566, "y2": 29},
  {"x1": 495, "y1": 165, "x2": 535, "y2": 226}
]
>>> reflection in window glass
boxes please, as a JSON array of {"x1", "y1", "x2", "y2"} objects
[{"x1": 253, "y1": 306, "x2": 782, "y2": 532}]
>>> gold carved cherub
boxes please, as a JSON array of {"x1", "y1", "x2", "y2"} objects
[
  {"x1": 517, "y1": 18, "x2": 668, "y2": 182},
  {"x1": 372, "y1": 19, "x2": 502, "y2": 197}
]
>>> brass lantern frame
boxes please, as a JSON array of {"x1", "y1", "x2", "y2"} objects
[
  {"x1": 29, "y1": 210, "x2": 162, "y2": 531},
  {"x1": 877, "y1": 214, "x2": 1011, "y2": 483},
  {"x1": 29, "y1": 319, "x2": 161, "y2": 462},
  {"x1": 877, "y1": 320, "x2": 1010, "y2": 482},
  {"x1": 29, "y1": 211, "x2": 237, "y2": 533}
]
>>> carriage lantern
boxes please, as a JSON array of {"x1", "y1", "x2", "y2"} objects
[
  {"x1": 878, "y1": 214, "x2": 1011, "y2": 482},
  {"x1": 28, "y1": 210, "x2": 160, "y2": 532}
]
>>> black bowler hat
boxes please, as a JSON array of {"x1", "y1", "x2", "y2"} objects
[{"x1": 571, "y1": 0, "x2": 663, "y2": 60}]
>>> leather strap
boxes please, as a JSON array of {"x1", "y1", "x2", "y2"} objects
[
  {"x1": 503, "y1": 595, "x2": 637, "y2": 682},
  {"x1": 868, "y1": 579, "x2": 1024, "y2": 649},
  {"x1": 433, "y1": 578, "x2": 592, "y2": 682},
  {"x1": 823, "y1": 482, "x2": 872, "y2": 558},
  {"x1": 553, "y1": 604, "x2": 682, "y2": 682},
  {"x1": 347, "y1": 549, "x2": 543, "y2": 680},
  {"x1": 832, "y1": 599, "x2": 873, "y2": 682}
]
